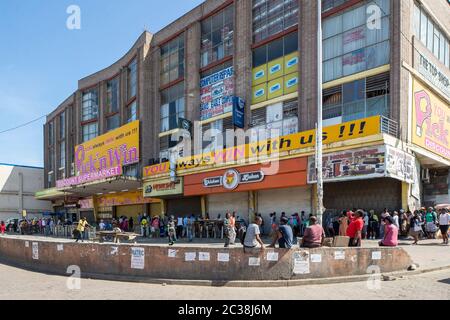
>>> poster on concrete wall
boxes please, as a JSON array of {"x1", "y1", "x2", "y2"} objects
[
  {"x1": 293, "y1": 251, "x2": 310, "y2": 274},
  {"x1": 385, "y1": 146, "x2": 415, "y2": 184},
  {"x1": 308, "y1": 146, "x2": 386, "y2": 183},
  {"x1": 130, "y1": 247, "x2": 145, "y2": 270},
  {"x1": 32, "y1": 242, "x2": 39, "y2": 260}
]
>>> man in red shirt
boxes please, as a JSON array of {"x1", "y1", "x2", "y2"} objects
[{"x1": 346, "y1": 210, "x2": 364, "y2": 247}]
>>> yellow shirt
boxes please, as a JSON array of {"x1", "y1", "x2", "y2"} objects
[{"x1": 76, "y1": 220, "x2": 88, "y2": 232}]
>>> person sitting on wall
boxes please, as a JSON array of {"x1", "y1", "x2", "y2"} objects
[
  {"x1": 300, "y1": 216, "x2": 325, "y2": 248},
  {"x1": 379, "y1": 216, "x2": 398, "y2": 247}
]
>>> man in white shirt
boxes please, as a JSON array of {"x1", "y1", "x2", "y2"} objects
[
  {"x1": 177, "y1": 216, "x2": 184, "y2": 239},
  {"x1": 392, "y1": 211, "x2": 400, "y2": 229},
  {"x1": 438, "y1": 209, "x2": 450, "y2": 245},
  {"x1": 99, "y1": 220, "x2": 106, "y2": 231},
  {"x1": 243, "y1": 216, "x2": 265, "y2": 251}
]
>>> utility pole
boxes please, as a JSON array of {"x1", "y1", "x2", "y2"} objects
[{"x1": 316, "y1": 0, "x2": 324, "y2": 224}]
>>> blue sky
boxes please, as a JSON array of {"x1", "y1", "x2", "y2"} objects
[{"x1": 0, "y1": 0, "x2": 203, "y2": 167}]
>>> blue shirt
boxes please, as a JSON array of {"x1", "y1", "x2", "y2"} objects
[{"x1": 278, "y1": 225, "x2": 293, "y2": 249}]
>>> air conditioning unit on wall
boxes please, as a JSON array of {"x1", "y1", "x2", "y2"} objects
[{"x1": 421, "y1": 168, "x2": 430, "y2": 183}]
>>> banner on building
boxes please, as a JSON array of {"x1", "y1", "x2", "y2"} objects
[
  {"x1": 177, "y1": 116, "x2": 381, "y2": 172},
  {"x1": 385, "y1": 146, "x2": 415, "y2": 184},
  {"x1": 57, "y1": 121, "x2": 140, "y2": 187},
  {"x1": 232, "y1": 97, "x2": 245, "y2": 128},
  {"x1": 308, "y1": 145, "x2": 386, "y2": 183},
  {"x1": 412, "y1": 78, "x2": 450, "y2": 161},
  {"x1": 143, "y1": 178, "x2": 183, "y2": 198},
  {"x1": 200, "y1": 67, "x2": 234, "y2": 121}
]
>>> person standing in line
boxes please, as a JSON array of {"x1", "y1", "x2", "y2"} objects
[
  {"x1": 176, "y1": 216, "x2": 183, "y2": 239},
  {"x1": 346, "y1": 210, "x2": 364, "y2": 247},
  {"x1": 129, "y1": 217, "x2": 134, "y2": 233},
  {"x1": 438, "y1": 209, "x2": 450, "y2": 245},
  {"x1": 425, "y1": 207, "x2": 438, "y2": 239},
  {"x1": 229, "y1": 212, "x2": 236, "y2": 245},
  {"x1": 187, "y1": 214, "x2": 195, "y2": 242},
  {"x1": 392, "y1": 211, "x2": 400, "y2": 229},
  {"x1": 409, "y1": 210, "x2": 422, "y2": 245},
  {"x1": 270, "y1": 212, "x2": 277, "y2": 237},
  {"x1": 223, "y1": 212, "x2": 236, "y2": 248},
  {"x1": 140, "y1": 216, "x2": 148, "y2": 237},
  {"x1": 168, "y1": 216, "x2": 177, "y2": 246},
  {"x1": 380, "y1": 209, "x2": 390, "y2": 239},
  {"x1": 362, "y1": 211, "x2": 369, "y2": 240},
  {"x1": 0, "y1": 221, "x2": 6, "y2": 235},
  {"x1": 338, "y1": 212, "x2": 349, "y2": 236}
]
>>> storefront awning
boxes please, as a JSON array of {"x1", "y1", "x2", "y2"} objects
[
  {"x1": 412, "y1": 146, "x2": 450, "y2": 168},
  {"x1": 35, "y1": 188, "x2": 67, "y2": 201},
  {"x1": 59, "y1": 175, "x2": 142, "y2": 197}
]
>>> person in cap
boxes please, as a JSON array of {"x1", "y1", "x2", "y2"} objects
[
  {"x1": 74, "y1": 217, "x2": 91, "y2": 243},
  {"x1": 379, "y1": 216, "x2": 398, "y2": 247}
]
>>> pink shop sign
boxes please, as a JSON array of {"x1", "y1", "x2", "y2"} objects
[{"x1": 56, "y1": 166, "x2": 122, "y2": 188}]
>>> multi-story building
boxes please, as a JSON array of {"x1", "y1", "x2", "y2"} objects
[
  {"x1": 37, "y1": 0, "x2": 450, "y2": 227},
  {"x1": 1, "y1": 164, "x2": 52, "y2": 221}
]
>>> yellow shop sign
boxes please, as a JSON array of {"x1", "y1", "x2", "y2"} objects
[{"x1": 176, "y1": 116, "x2": 381, "y2": 171}]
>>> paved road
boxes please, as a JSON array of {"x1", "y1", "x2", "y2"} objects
[{"x1": 0, "y1": 263, "x2": 448, "y2": 300}]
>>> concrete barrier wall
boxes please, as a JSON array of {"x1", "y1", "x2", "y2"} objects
[{"x1": 0, "y1": 237, "x2": 412, "y2": 282}]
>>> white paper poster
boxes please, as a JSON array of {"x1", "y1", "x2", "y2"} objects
[
  {"x1": 131, "y1": 247, "x2": 145, "y2": 270},
  {"x1": 185, "y1": 252, "x2": 196, "y2": 261},
  {"x1": 372, "y1": 251, "x2": 382, "y2": 260},
  {"x1": 168, "y1": 249, "x2": 177, "y2": 258},
  {"x1": 198, "y1": 252, "x2": 210, "y2": 261},
  {"x1": 334, "y1": 251, "x2": 345, "y2": 260},
  {"x1": 293, "y1": 251, "x2": 310, "y2": 274},
  {"x1": 266, "y1": 252, "x2": 279, "y2": 262},
  {"x1": 32, "y1": 242, "x2": 39, "y2": 260},
  {"x1": 110, "y1": 246, "x2": 119, "y2": 255},
  {"x1": 217, "y1": 253, "x2": 229, "y2": 262},
  {"x1": 57, "y1": 244, "x2": 64, "y2": 252},
  {"x1": 249, "y1": 257, "x2": 261, "y2": 266},
  {"x1": 310, "y1": 254, "x2": 322, "y2": 263},
  {"x1": 25, "y1": 241, "x2": 29, "y2": 248}
]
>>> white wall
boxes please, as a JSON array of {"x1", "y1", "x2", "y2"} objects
[{"x1": 0, "y1": 165, "x2": 52, "y2": 220}]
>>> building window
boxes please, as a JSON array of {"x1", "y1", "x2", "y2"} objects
[
  {"x1": 252, "y1": 0, "x2": 299, "y2": 43},
  {"x1": 322, "y1": 0, "x2": 391, "y2": 82},
  {"x1": 106, "y1": 77, "x2": 119, "y2": 114},
  {"x1": 127, "y1": 101, "x2": 137, "y2": 123},
  {"x1": 47, "y1": 171, "x2": 53, "y2": 188},
  {"x1": 252, "y1": 31, "x2": 299, "y2": 104},
  {"x1": 127, "y1": 59, "x2": 137, "y2": 100},
  {"x1": 250, "y1": 99, "x2": 298, "y2": 142},
  {"x1": 161, "y1": 34, "x2": 185, "y2": 86},
  {"x1": 202, "y1": 117, "x2": 234, "y2": 151},
  {"x1": 160, "y1": 82, "x2": 185, "y2": 132},
  {"x1": 48, "y1": 149, "x2": 54, "y2": 172},
  {"x1": 323, "y1": 72, "x2": 390, "y2": 124},
  {"x1": 48, "y1": 121, "x2": 54, "y2": 146},
  {"x1": 82, "y1": 122, "x2": 98, "y2": 142},
  {"x1": 322, "y1": 0, "x2": 351, "y2": 12},
  {"x1": 59, "y1": 112, "x2": 65, "y2": 139},
  {"x1": 59, "y1": 140, "x2": 65, "y2": 169},
  {"x1": 82, "y1": 90, "x2": 99, "y2": 121},
  {"x1": 201, "y1": 4, "x2": 234, "y2": 68},
  {"x1": 413, "y1": 4, "x2": 450, "y2": 68},
  {"x1": 107, "y1": 113, "x2": 120, "y2": 131},
  {"x1": 159, "y1": 135, "x2": 179, "y2": 162}
]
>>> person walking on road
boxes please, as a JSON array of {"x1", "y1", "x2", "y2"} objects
[
  {"x1": 425, "y1": 207, "x2": 438, "y2": 239},
  {"x1": 74, "y1": 217, "x2": 91, "y2": 243}
]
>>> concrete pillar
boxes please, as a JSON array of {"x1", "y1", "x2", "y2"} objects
[
  {"x1": 201, "y1": 196, "x2": 207, "y2": 218},
  {"x1": 186, "y1": 23, "x2": 201, "y2": 125},
  {"x1": 234, "y1": 0, "x2": 252, "y2": 127},
  {"x1": 299, "y1": 0, "x2": 319, "y2": 131},
  {"x1": 401, "y1": 182, "x2": 409, "y2": 211}
]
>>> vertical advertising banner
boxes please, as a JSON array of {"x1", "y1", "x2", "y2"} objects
[
  {"x1": 200, "y1": 67, "x2": 234, "y2": 121},
  {"x1": 412, "y1": 79, "x2": 450, "y2": 161}
]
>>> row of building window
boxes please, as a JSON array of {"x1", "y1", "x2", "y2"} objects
[{"x1": 413, "y1": 3, "x2": 450, "y2": 69}]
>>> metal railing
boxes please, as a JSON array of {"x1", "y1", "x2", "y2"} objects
[{"x1": 380, "y1": 116, "x2": 398, "y2": 137}]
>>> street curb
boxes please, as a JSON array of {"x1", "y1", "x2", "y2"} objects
[{"x1": 1, "y1": 257, "x2": 449, "y2": 288}]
